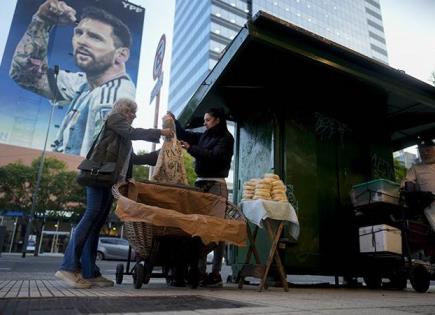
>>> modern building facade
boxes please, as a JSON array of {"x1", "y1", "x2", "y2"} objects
[
  {"x1": 168, "y1": 0, "x2": 388, "y2": 115},
  {"x1": 393, "y1": 150, "x2": 418, "y2": 169}
]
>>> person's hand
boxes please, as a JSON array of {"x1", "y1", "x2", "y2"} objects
[
  {"x1": 36, "y1": 0, "x2": 77, "y2": 25},
  {"x1": 180, "y1": 140, "x2": 190, "y2": 150},
  {"x1": 160, "y1": 128, "x2": 174, "y2": 138}
]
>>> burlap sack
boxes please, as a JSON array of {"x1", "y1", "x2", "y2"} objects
[{"x1": 151, "y1": 116, "x2": 188, "y2": 184}]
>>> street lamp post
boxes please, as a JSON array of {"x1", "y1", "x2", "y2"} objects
[
  {"x1": 148, "y1": 34, "x2": 166, "y2": 179},
  {"x1": 22, "y1": 66, "x2": 59, "y2": 258}
]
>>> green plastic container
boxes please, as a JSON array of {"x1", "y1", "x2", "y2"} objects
[{"x1": 351, "y1": 179, "x2": 400, "y2": 207}]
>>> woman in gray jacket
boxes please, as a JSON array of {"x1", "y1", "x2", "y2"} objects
[{"x1": 55, "y1": 98, "x2": 173, "y2": 288}]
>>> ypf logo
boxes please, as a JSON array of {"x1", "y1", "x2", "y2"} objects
[{"x1": 122, "y1": 1, "x2": 144, "y2": 13}]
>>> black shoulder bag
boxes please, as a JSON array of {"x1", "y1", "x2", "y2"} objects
[{"x1": 76, "y1": 123, "x2": 118, "y2": 188}]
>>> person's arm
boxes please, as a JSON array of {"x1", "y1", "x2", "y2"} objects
[
  {"x1": 9, "y1": 0, "x2": 76, "y2": 99},
  {"x1": 401, "y1": 166, "x2": 417, "y2": 187},
  {"x1": 187, "y1": 134, "x2": 234, "y2": 164},
  {"x1": 173, "y1": 119, "x2": 202, "y2": 144},
  {"x1": 401, "y1": 165, "x2": 417, "y2": 192},
  {"x1": 132, "y1": 150, "x2": 160, "y2": 166},
  {"x1": 107, "y1": 113, "x2": 162, "y2": 143},
  {"x1": 166, "y1": 112, "x2": 201, "y2": 145}
]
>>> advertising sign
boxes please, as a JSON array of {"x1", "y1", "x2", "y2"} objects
[{"x1": 0, "y1": 0, "x2": 145, "y2": 156}]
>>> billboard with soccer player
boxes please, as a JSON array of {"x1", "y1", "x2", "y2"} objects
[{"x1": 0, "y1": 0, "x2": 145, "y2": 156}]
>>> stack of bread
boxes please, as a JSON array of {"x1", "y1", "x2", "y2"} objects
[
  {"x1": 270, "y1": 179, "x2": 287, "y2": 202},
  {"x1": 242, "y1": 179, "x2": 258, "y2": 200},
  {"x1": 242, "y1": 173, "x2": 288, "y2": 203},
  {"x1": 253, "y1": 178, "x2": 273, "y2": 200}
]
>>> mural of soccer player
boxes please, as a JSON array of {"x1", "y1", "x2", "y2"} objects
[{"x1": 9, "y1": 0, "x2": 136, "y2": 156}]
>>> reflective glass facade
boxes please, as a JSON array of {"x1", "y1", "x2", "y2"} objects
[{"x1": 169, "y1": 0, "x2": 388, "y2": 115}]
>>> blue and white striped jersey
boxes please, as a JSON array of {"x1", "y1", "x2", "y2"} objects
[{"x1": 52, "y1": 70, "x2": 136, "y2": 156}]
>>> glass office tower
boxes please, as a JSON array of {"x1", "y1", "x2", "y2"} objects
[{"x1": 169, "y1": 0, "x2": 388, "y2": 115}]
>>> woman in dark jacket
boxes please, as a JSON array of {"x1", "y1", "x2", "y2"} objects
[
  {"x1": 55, "y1": 98, "x2": 173, "y2": 289},
  {"x1": 168, "y1": 108, "x2": 234, "y2": 287}
]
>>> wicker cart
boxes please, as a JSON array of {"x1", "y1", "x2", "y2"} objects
[{"x1": 112, "y1": 180, "x2": 245, "y2": 289}]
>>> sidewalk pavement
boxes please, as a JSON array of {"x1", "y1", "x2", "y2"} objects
[
  {"x1": 1, "y1": 254, "x2": 435, "y2": 314},
  {"x1": 1, "y1": 276, "x2": 435, "y2": 314}
]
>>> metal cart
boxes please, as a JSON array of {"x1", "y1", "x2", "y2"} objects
[{"x1": 352, "y1": 181, "x2": 435, "y2": 293}]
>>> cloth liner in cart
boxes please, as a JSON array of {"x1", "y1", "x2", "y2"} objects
[{"x1": 113, "y1": 179, "x2": 247, "y2": 259}]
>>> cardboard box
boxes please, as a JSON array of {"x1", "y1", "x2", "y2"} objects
[{"x1": 359, "y1": 224, "x2": 402, "y2": 254}]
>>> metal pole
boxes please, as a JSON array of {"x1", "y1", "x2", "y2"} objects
[
  {"x1": 22, "y1": 102, "x2": 57, "y2": 258},
  {"x1": 248, "y1": 0, "x2": 253, "y2": 19},
  {"x1": 38, "y1": 226, "x2": 44, "y2": 255},
  {"x1": 54, "y1": 219, "x2": 60, "y2": 253},
  {"x1": 148, "y1": 92, "x2": 160, "y2": 179},
  {"x1": 9, "y1": 217, "x2": 18, "y2": 253}
]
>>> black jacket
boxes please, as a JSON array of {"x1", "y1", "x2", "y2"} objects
[
  {"x1": 89, "y1": 113, "x2": 161, "y2": 180},
  {"x1": 175, "y1": 120, "x2": 234, "y2": 178}
]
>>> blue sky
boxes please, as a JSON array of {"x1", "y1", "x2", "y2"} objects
[{"x1": 381, "y1": 0, "x2": 435, "y2": 84}]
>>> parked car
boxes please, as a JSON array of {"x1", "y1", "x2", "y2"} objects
[{"x1": 97, "y1": 237, "x2": 134, "y2": 261}]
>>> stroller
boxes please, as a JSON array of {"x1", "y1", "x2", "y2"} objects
[{"x1": 112, "y1": 180, "x2": 246, "y2": 289}]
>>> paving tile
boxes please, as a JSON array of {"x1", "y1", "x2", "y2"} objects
[
  {"x1": 5, "y1": 280, "x2": 22, "y2": 298},
  {"x1": 0, "y1": 280, "x2": 14, "y2": 297},
  {"x1": 29, "y1": 280, "x2": 41, "y2": 297},
  {"x1": 44, "y1": 280, "x2": 66, "y2": 297}
]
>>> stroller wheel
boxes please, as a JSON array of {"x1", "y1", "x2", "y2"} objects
[
  {"x1": 143, "y1": 262, "x2": 151, "y2": 285},
  {"x1": 187, "y1": 267, "x2": 200, "y2": 289},
  {"x1": 115, "y1": 263, "x2": 124, "y2": 284},
  {"x1": 133, "y1": 264, "x2": 144, "y2": 289},
  {"x1": 410, "y1": 264, "x2": 430, "y2": 293}
]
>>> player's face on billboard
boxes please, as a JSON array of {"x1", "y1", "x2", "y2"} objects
[{"x1": 72, "y1": 18, "x2": 117, "y2": 74}]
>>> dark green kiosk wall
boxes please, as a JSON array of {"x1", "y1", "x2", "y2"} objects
[{"x1": 230, "y1": 86, "x2": 396, "y2": 278}]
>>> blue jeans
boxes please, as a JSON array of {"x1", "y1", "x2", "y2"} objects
[{"x1": 60, "y1": 186, "x2": 113, "y2": 278}]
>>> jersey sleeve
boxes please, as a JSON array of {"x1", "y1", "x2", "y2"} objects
[{"x1": 52, "y1": 70, "x2": 87, "y2": 105}]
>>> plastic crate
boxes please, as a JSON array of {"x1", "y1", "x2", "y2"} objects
[{"x1": 351, "y1": 179, "x2": 400, "y2": 207}]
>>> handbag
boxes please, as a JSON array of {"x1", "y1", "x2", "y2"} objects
[{"x1": 76, "y1": 123, "x2": 118, "y2": 188}]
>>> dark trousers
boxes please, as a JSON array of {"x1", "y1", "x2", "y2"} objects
[{"x1": 195, "y1": 180, "x2": 228, "y2": 274}]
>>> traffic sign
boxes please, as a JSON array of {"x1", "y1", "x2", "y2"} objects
[{"x1": 153, "y1": 34, "x2": 166, "y2": 80}]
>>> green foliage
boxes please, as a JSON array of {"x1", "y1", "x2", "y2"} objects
[
  {"x1": 394, "y1": 158, "x2": 407, "y2": 183},
  {"x1": 132, "y1": 149, "x2": 151, "y2": 181},
  {"x1": 133, "y1": 165, "x2": 150, "y2": 181},
  {"x1": 0, "y1": 162, "x2": 34, "y2": 211},
  {"x1": 0, "y1": 157, "x2": 85, "y2": 219},
  {"x1": 183, "y1": 151, "x2": 197, "y2": 186}
]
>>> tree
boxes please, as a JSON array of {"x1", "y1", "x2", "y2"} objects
[
  {"x1": 132, "y1": 150, "x2": 151, "y2": 181},
  {"x1": 132, "y1": 164, "x2": 150, "y2": 181},
  {"x1": 430, "y1": 71, "x2": 435, "y2": 86},
  {"x1": 0, "y1": 157, "x2": 85, "y2": 254},
  {"x1": 183, "y1": 151, "x2": 197, "y2": 186},
  {"x1": 394, "y1": 158, "x2": 407, "y2": 183},
  {"x1": 0, "y1": 162, "x2": 34, "y2": 211}
]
